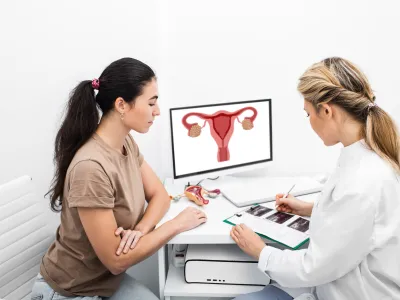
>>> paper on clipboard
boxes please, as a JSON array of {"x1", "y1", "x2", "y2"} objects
[{"x1": 224, "y1": 202, "x2": 312, "y2": 250}]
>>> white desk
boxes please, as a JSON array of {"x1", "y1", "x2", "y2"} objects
[{"x1": 157, "y1": 177, "x2": 318, "y2": 300}]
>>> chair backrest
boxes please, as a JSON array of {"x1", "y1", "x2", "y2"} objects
[{"x1": 0, "y1": 176, "x2": 54, "y2": 300}]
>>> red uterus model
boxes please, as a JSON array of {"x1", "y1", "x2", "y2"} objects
[
  {"x1": 182, "y1": 107, "x2": 257, "y2": 162},
  {"x1": 184, "y1": 186, "x2": 221, "y2": 206}
]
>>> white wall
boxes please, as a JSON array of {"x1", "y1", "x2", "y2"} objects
[
  {"x1": 1, "y1": 0, "x2": 400, "y2": 298},
  {"x1": 158, "y1": 0, "x2": 400, "y2": 182}
]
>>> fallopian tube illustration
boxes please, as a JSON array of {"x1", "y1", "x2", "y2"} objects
[{"x1": 182, "y1": 107, "x2": 257, "y2": 162}]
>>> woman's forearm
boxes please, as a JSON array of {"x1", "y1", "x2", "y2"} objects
[
  {"x1": 112, "y1": 219, "x2": 180, "y2": 274},
  {"x1": 135, "y1": 190, "x2": 170, "y2": 234}
]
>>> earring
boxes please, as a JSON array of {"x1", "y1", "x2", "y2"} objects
[{"x1": 120, "y1": 112, "x2": 125, "y2": 120}]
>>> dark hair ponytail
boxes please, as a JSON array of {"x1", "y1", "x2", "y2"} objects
[
  {"x1": 47, "y1": 81, "x2": 98, "y2": 211},
  {"x1": 47, "y1": 57, "x2": 155, "y2": 211}
]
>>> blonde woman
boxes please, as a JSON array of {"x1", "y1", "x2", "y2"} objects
[{"x1": 231, "y1": 57, "x2": 400, "y2": 300}]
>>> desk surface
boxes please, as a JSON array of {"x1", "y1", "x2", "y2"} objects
[
  {"x1": 156, "y1": 177, "x2": 319, "y2": 244},
  {"x1": 156, "y1": 178, "x2": 243, "y2": 244}
]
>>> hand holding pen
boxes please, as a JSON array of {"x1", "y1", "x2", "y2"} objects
[
  {"x1": 275, "y1": 184, "x2": 313, "y2": 217},
  {"x1": 275, "y1": 184, "x2": 296, "y2": 211}
]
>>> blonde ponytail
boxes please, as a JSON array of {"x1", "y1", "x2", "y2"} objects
[
  {"x1": 364, "y1": 106, "x2": 400, "y2": 173},
  {"x1": 298, "y1": 57, "x2": 400, "y2": 173}
]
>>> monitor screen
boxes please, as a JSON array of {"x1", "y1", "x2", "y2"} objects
[{"x1": 170, "y1": 99, "x2": 272, "y2": 179}]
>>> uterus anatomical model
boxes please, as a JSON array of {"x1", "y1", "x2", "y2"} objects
[{"x1": 182, "y1": 107, "x2": 257, "y2": 162}]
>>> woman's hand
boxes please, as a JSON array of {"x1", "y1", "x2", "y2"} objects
[
  {"x1": 275, "y1": 193, "x2": 313, "y2": 217},
  {"x1": 115, "y1": 227, "x2": 143, "y2": 256},
  {"x1": 172, "y1": 207, "x2": 207, "y2": 233},
  {"x1": 230, "y1": 223, "x2": 266, "y2": 260}
]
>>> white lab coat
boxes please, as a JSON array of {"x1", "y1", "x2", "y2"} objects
[{"x1": 258, "y1": 140, "x2": 400, "y2": 300}]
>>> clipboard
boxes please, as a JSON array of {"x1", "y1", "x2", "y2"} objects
[{"x1": 223, "y1": 204, "x2": 311, "y2": 250}]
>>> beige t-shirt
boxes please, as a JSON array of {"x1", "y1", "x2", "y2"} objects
[{"x1": 40, "y1": 133, "x2": 146, "y2": 297}]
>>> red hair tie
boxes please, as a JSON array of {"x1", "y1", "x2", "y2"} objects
[{"x1": 91, "y1": 78, "x2": 100, "y2": 90}]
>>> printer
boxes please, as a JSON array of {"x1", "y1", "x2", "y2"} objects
[{"x1": 184, "y1": 244, "x2": 270, "y2": 286}]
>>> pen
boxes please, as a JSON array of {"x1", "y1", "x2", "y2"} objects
[
  {"x1": 283, "y1": 184, "x2": 296, "y2": 199},
  {"x1": 276, "y1": 184, "x2": 296, "y2": 210}
]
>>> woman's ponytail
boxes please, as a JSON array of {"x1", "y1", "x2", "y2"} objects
[
  {"x1": 47, "y1": 80, "x2": 99, "y2": 211},
  {"x1": 47, "y1": 57, "x2": 156, "y2": 211},
  {"x1": 364, "y1": 106, "x2": 400, "y2": 173},
  {"x1": 298, "y1": 57, "x2": 400, "y2": 174}
]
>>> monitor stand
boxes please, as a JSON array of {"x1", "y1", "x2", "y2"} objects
[{"x1": 185, "y1": 174, "x2": 249, "y2": 194}]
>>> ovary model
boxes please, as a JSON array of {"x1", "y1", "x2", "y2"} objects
[{"x1": 182, "y1": 107, "x2": 257, "y2": 162}]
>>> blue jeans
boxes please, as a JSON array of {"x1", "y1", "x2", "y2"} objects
[
  {"x1": 233, "y1": 285, "x2": 293, "y2": 300},
  {"x1": 31, "y1": 273, "x2": 159, "y2": 300}
]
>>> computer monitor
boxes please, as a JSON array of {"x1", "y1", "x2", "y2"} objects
[{"x1": 169, "y1": 99, "x2": 273, "y2": 183}]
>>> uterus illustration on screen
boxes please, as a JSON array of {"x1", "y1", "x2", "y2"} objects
[{"x1": 181, "y1": 107, "x2": 258, "y2": 162}]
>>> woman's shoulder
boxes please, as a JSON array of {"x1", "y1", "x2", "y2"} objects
[
  {"x1": 358, "y1": 149, "x2": 398, "y2": 182},
  {"x1": 65, "y1": 159, "x2": 111, "y2": 190},
  {"x1": 67, "y1": 138, "x2": 112, "y2": 178},
  {"x1": 335, "y1": 152, "x2": 399, "y2": 205}
]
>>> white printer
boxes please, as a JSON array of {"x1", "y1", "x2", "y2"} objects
[{"x1": 184, "y1": 244, "x2": 270, "y2": 286}]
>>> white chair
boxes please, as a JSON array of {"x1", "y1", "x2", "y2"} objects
[{"x1": 0, "y1": 176, "x2": 55, "y2": 300}]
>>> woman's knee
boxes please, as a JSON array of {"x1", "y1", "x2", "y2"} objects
[
  {"x1": 31, "y1": 273, "x2": 56, "y2": 300},
  {"x1": 109, "y1": 274, "x2": 159, "y2": 300}
]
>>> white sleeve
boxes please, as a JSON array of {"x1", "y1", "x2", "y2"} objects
[{"x1": 258, "y1": 188, "x2": 376, "y2": 288}]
